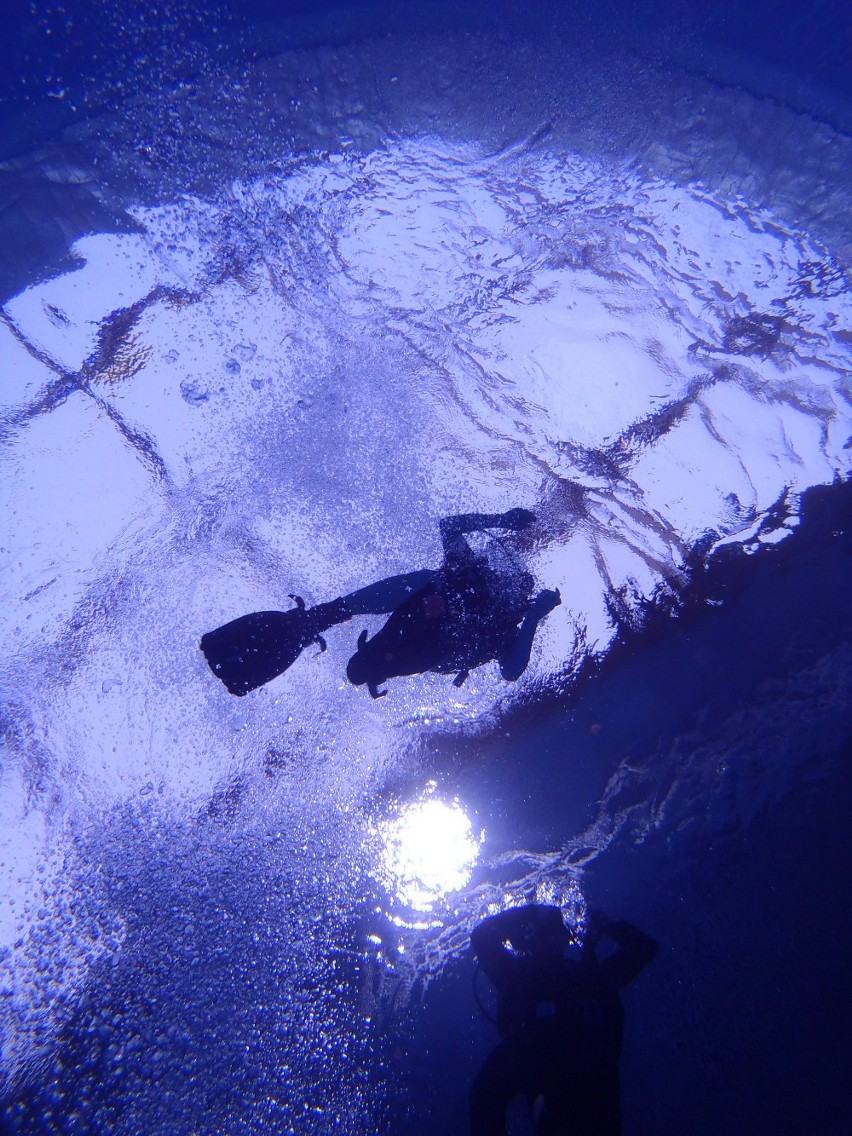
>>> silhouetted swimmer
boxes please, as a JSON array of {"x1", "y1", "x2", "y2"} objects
[
  {"x1": 346, "y1": 509, "x2": 560, "y2": 697},
  {"x1": 201, "y1": 509, "x2": 559, "y2": 697},
  {"x1": 469, "y1": 904, "x2": 657, "y2": 1136}
]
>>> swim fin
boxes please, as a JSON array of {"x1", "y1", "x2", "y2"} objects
[{"x1": 200, "y1": 596, "x2": 350, "y2": 696}]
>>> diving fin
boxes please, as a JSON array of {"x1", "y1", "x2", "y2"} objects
[
  {"x1": 200, "y1": 608, "x2": 312, "y2": 696},
  {"x1": 200, "y1": 595, "x2": 352, "y2": 696}
]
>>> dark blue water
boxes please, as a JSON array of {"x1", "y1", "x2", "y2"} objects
[
  {"x1": 1, "y1": 1, "x2": 851, "y2": 1133},
  {"x1": 5, "y1": 0, "x2": 850, "y2": 108},
  {"x1": 398, "y1": 479, "x2": 852, "y2": 1134}
]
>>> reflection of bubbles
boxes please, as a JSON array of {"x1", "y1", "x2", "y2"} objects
[
  {"x1": 377, "y1": 784, "x2": 482, "y2": 914},
  {"x1": 531, "y1": 877, "x2": 587, "y2": 928},
  {"x1": 479, "y1": 877, "x2": 588, "y2": 941}
]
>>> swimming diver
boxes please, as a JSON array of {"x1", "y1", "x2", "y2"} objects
[
  {"x1": 200, "y1": 509, "x2": 560, "y2": 697},
  {"x1": 469, "y1": 903, "x2": 657, "y2": 1136}
]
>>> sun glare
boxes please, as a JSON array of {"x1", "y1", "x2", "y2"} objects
[{"x1": 379, "y1": 788, "x2": 482, "y2": 912}]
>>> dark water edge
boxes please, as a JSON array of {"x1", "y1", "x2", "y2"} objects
[
  {"x1": 4, "y1": 0, "x2": 850, "y2": 111},
  {"x1": 395, "y1": 477, "x2": 852, "y2": 1136},
  {"x1": 2, "y1": 0, "x2": 851, "y2": 304}
]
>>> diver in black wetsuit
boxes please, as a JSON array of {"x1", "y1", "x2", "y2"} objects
[
  {"x1": 469, "y1": 904, "x2": 657, "y2": 1136},
  {"x1": 201, "y1": 509, "x2": 560, "y2": 697},
  {"x1": 345, "y1": 509, "x2": 560, "y2": 697}
]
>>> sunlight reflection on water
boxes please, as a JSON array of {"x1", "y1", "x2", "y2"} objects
[{"x1": 376, "y1": 783, "x2": 483, "y2": 915}]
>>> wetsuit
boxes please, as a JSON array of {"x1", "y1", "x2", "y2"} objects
[{"x1": 344, "y1": 511, "x2": 548, "y2": 695}]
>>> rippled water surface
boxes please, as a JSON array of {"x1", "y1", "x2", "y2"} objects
[{"x1": 1, "y1": 3, "x2": 851, "y2": 1132}]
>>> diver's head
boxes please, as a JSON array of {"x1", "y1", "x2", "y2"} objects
[
  {"x1": 346, "y1": 629, "x2": 391, "y2": 696},
  {"x1": 521, "y1": 905, "x2": 572, "y2": 959},
  {"x1": 346, "y1": 649, "x2": 374, "y2": 686}
]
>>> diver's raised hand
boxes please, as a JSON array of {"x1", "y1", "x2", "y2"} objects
[
  {"x1": 530, "y1": 588, "x2": 561, "y2": 617},
  {"x1": 584, "y1": 908, "x2": 610, "y2": 943}
]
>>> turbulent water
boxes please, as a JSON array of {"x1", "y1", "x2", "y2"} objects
[{"x1": 1, "y1": 6, "x2": 851, "y2": 1132}]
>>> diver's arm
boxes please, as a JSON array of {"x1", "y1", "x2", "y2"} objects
[
  {"x1": 471, "y1": 904, "x2": 561, "y2": 987},
  {"x1": 595, "y1": 916, "x2": 658, "y2": 988},
  {"x1": 499, "y1": 589, "x2": 561, "y2": 681},
  {"x1": 439, "y1": 509, "x2": 536, "y2": 557},
  {"x1": 471, "y1": 908, "x2": 528, "y2": 988}
]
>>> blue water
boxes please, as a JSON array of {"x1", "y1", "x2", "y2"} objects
[
  {"x1": 402, "y1": 480, "x2": 852, "y2": 1134},
  {"x1": 1, "y1": 1, "x2": 851, "y2": 1133}
]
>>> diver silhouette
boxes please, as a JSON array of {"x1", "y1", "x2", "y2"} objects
[
  {"x1": 200, "y1": 509, "x2": 560, "y2": 697},
  {"x1": 469, "y1": 904, "x2": 657, "y2": 1136}
]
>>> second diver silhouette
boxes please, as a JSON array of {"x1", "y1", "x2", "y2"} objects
[
  {"x1": 469, "y1": 904, "x2": 658, "y2": 1136},
  {"x1": 201, "y1": 509, "x2": 560, "y2": 697}
]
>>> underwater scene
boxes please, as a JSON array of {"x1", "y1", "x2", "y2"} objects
[{"x1": 1, "y1": 1, "x2": 850, "y2": 1132}]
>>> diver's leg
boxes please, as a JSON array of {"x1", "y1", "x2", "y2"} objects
[
  {"x1": 498, "y1": 589, "x2": 561, "y2": 682},
  {"x1": 547, "y1": 1061, "x2": 621, "y2": 1136},
  {"x1": 440, "y1": 509, "x2": 536, "y2": 561},
  {"x1": 340, "y1": 570, "x2": 435, "y2": 616},
  {"x1": 469, "y1": 1037, "x2": 531, "y2": 1136}
]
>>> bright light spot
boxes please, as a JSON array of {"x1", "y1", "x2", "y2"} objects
[{"x1": 378, "y1": 790, "x2": 482, "y2": 912}]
